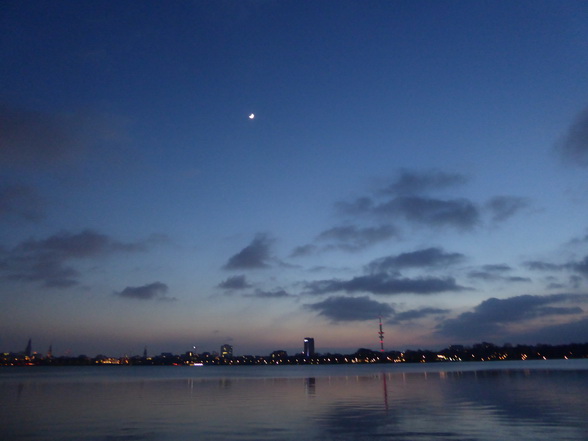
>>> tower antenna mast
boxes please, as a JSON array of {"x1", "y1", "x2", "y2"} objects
[{"x1": 378, "y1": 316, "x2": 385, "y2": 352}]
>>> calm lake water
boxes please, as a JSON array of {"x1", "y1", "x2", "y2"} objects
[{"x1": 2, "y1": 360, "x2": 588, "y2": 440}]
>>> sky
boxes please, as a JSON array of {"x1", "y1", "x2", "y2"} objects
[{"x1": 2, "y1": 1, "x2": 588, "y2": 357}]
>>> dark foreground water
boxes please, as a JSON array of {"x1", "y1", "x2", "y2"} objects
[{"x1": 2, "y1": 360, "x2": 588, "y2": 440}]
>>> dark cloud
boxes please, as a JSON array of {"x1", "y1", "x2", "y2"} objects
[
  {"x1": 217, "y1": 275, "x2": 252, "y2": 290},
  {"x1": 569, "y1": 256, "x2": 588, "y2": 277},
  {"x1": 244, "y1": 289, "x2": 293, "y2": 298},
  {"x1": 382, "y1": 169, "x2": 468, "y2": 196},
  {"x1": 467, "y1": 267, "x2": 531, "y2": 283},
  {"x1": 316, "y1": 224, "x2": 398, "y2": 251},
  {"x1": 335, "y1": 169, "x2": 533, "y2": 231},
  {"x1": 0, "y1": 229, "x2": 149, "y2": 288},
  {"x1": 290, "y1": 244, "x2": 317, "y2": 258},
  {"x1": 375, "y1": 196, "x2": 480, "y2": 230},
  {"x1": 366, "y1": 247, "x2": 465, "y2": 274},
  {"x1": 338, "y1": 195, "x2": 480, "y2": 230},
  {"x1": 556, "y1": 106, "x2": 588, "y2": 167},
  {"x1": 486, "y1": 196, "x2": 530, "y2": 222},
  {"x1": 524, "y1": 256, "x2": 588, "y2": 278},
  {"x1": 115, "y1": 282, "x2": 173, "y2": 301},
  {"x1": 515, "y1": 316, "x2": 588, "y2": 344},
  {"x1": 394, "y1": 307, "x2": 449, "y2": 322},
  {"x1": 305, "y1": 295, "x2": 394, "y2": 321},
  {"x1": 18, "y1": 229, "x2": 145, "y2": 257},
  {"x1": 335, "y1": 196, "x2": 374, "y2": 215},
  {"x1": 436, "y1": 293, "x2": 586, "y2": 341},
  {"x1": 305, "y1": 273, "x2": 469, "y2": 296},
  {"x1": 570, "y1": 275, "x2": 583, "y2": 289},
  {"x1": 223, "y1": 234, "x2": 273, "y2": 270},
  {"x1": 0, "y1": 102, "x2": 85, "y2": 167},
  {"x1": 481, "y1": 264, "x2": 512, "y2": 272},
  {"x1": 524, "y1": 261, "x2": 564, "y2": 272},
  {"x1": 0, "y1": 183, "x2": 44, "y2": 222}
]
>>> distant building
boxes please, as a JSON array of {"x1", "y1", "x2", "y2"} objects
[
  {"x1": 303, "y1": 337, "x2": 315, "y2": 358},
  {"x1": 220, "y1": 344, "x2": 233, "y2": 358},
  {"x1": 270, "y1": 350, "x2": 288, "y2": 361}
]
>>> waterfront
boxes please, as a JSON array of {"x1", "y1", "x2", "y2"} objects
[{"x1": 2, "y1": 360, "x2": 588, "y2": 440}]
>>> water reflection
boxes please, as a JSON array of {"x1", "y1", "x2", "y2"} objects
[{"x1": 1, "y1": 366, "x2": 587, "y2": 440}]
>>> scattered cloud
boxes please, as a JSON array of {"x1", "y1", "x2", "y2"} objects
[
  {"x1": 244, "y1": 289, "x2": 293, "y2": 298},
  {"x1": 115, "y1": 282, "x2": 174, "y2": 301},
  {"x1": 467, "y1": 264, "x2": 531, "y2": 283},
  {"x1": 305, "y1": 295, "x2": 394, "y2": 321},
  {"x1": 394, "y1": 307, "x2": 449, "y2": 322},
  {"x1": 376, "y1": 196, "x2": 480, "y2": 230},
  {"x1": 486, "y1": 196, "x2": 530, "y2": 222},
  {"x1": 569, "y1": 256, "x2": 588, "y2": 277},
  {"x1": 292, "y1": 224, "x2": 399, "y2": 256},
  {"x1": 0, "y1": 183, "x2": 44, "y2": 222},
  {"x1": 316, "y1": 224, "x2": 398, "y2": 251},
  {"x1": 0, "y1": 102, "x2": 86, "y2": 168},
  {"x1": 0, "y1": 229, "x2": 150, "y2": 288},
  {"x1": 339, "y1": 195, "x2": 480, "y2": 230},
  {"x1": 305, "y1": 273, "x2": 469, "y2": 296},
  {"x1": 335, "y1": 169, "x2": 532, "y2": 231},
  {"x1": 524, "y1": 256, "x2": 588, "y2": 279},
  {"x1": 217, "y1": 275, "x2": 252, "y2": 290},
  {"x1": 436, "y1": 293, "x2": 587, "y2": 341},
  {"x1": 556, "y1": 106, "x2": 588, "y2": 167},
  {"x1": 366, "y1": 247, "x2": 465, "y2": 274},
  {"x1": 223, "y1": 234, "x2": 273, "y2": 270},
  {"x1": 290, "y1": 244, "x2": 318, "y2": 258},
  {"x1": 524, "y1": 261, "x2": 565, "y2": 272},
  {"x1": 381, "y1": 169, "x2": 468, "y2": 196}
]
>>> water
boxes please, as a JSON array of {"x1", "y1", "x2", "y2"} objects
[{"x1": 2, "y1": 360, "x2": 588, "y2": 440}]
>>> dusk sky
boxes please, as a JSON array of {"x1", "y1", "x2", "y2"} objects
[{"x1": 2, "y1": 1, "x2": 588, "y2": 357}]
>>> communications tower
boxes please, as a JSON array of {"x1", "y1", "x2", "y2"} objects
[{"x1": 378, "y1": 317, "x2": 385, "y2": 352}]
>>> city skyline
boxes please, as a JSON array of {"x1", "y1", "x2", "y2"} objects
[{"x1": 2, "y1": 1, "x2": 588, "y2": 357}]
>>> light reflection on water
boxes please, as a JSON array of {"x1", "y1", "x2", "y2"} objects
[{"x1": 2, "y1": 360, "x2": 588, "y2": 440}]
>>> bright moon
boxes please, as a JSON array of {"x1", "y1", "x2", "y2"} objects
[{"x1": 249, "y1": 113, "x2": 255, "y2": 119}]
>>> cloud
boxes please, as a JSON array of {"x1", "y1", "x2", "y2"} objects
[
  {"x1": 514, "y1": 316, "x2": 588, "y2": 344},
  {"x1": 217, "y1": 275, "x2": 252, "y2": 290},
  {"x1": 382, "y1": 169, "x2": 468, "y2": 196},
  {"x1": 244, "y1": 289, "x2": 293, "y2": 298},
  {"x1": 524, "y1": 256, "x2": 588, "y2": 278},
  {"x1": 292, "y1": 224, "x2": 399, "y2": 256},
  {"x1": 394, "y1": 307, "x2": 449, "y2": 322},
  {"x1": 467, "y1": 264, "x2": 531, "y2": 283},
  {"x1": 305, "y1": 273, "x2": 469, "y2": 296},
  {"x1": 115, "y1": 282, "x2": 173, "y2": 301},
  {"x1": 315, "y1": 224, "x2": 398, "y2": 251},
  {"x1": 524, "y1": 261, "x2": 565, "y2": 272},
  {"x1": 0, "y1": 229, "x2": 149, "y2": 288},
  {"x1": 486, "y1": 196, "x2": 530, "y2": 222},
  {"x1": 366, "y1": 247, "x2": 465, "y2": 273},
  {"x1": 0, "y1": 183, "x2": 44, "y2": 222},
  {"x1": 556, "y1": 106, "x2": 588, "y2": 167},
  {"x1": 0, "y1": 102, "x2": 86, "y2": 167},
  {"x1": 436, "y1": 293, "x2": 586, "y2": 341},
  {"x1": 569, "y1": 256, "x2": 588, "y2": 277},
  {"x1": 339, "y1": 195, "x2": 480, "y2": 230},
  {"x1": 223, "y1": 234, "x2": 273, "y2": 270},
  {"x1": 305, "y1": 295, "x2": 394, "y2": 321},
  {"x1": 335, "y1": 169, "x2": 533, "y2": 231},
  {"x1": 290, "y1": 244, "x2": 318, "y2": 258},
  {"x1": 375, "y1": 196, "x2": 480, "y2": 230},
  {"x1": 481, "y1": 264, "x2": 512, "y2": 272}
]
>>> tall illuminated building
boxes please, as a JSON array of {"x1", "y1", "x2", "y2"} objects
[
  {"x1": 303, "y1": 337, "x2": 314, "y2": 358},
  {"x1": 220, "y1": 344, "x2": 233, "y2": 358}
]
